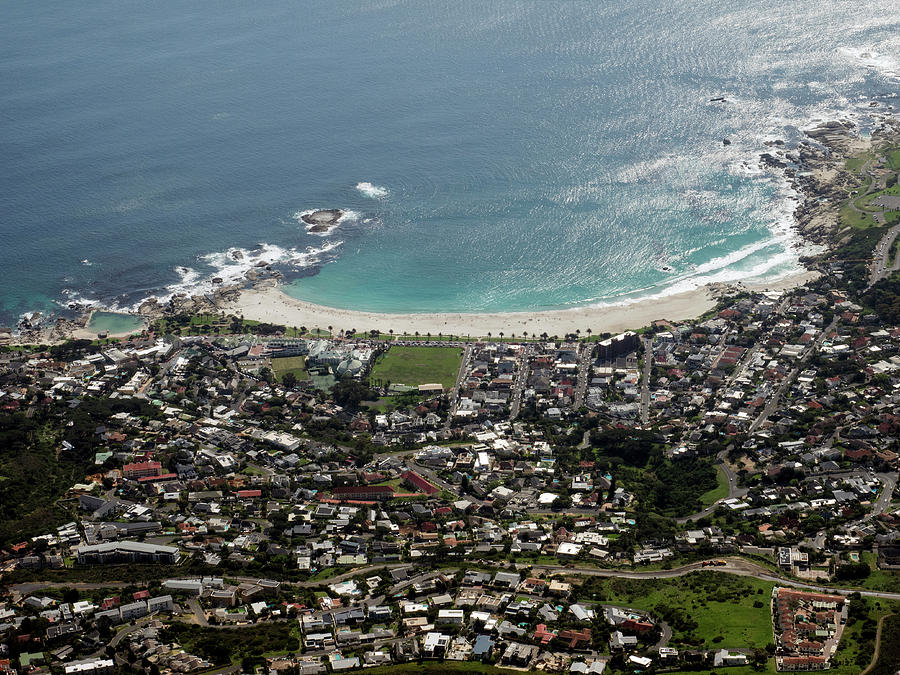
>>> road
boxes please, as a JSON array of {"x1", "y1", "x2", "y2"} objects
[
  {"x1": 531, "y1": 557, "x2": 900, "y2": 601},
  {"x1": 640, "y1": 337, "x2": 652, "y2": 425},
  {"x1": 868, "y1": 472, "x2": 897, "y2": 519},
  {"x1": 188, "y1": 597, "x2": 209, "y2": 626},
  {"x1": 749, "y1": 316, "x2": 837, "y2": 433},
  {"x1": 676, "y1": 448, "x2": 748, "y2": 523},
  {"x1": 869, "y1": 223, "x2": 900, "y2": 287},
  {"x1": 573, "y1": 341, "x2": 594, "y2": 410},
  {"x1": 509, "y1": 344, "x2": 532, "y2": 420},
  {"x1": 444, "y1": 343, "x2": 472, "y2": 429}
]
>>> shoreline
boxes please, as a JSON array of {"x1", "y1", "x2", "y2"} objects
[
  {"x1": 219, "y1": 270, "x2": 820, "y2": 338},
  {"x1": 8, "y1": 115, "x2": 898, "y2": 346}
]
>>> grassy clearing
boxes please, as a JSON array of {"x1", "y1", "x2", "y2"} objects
[
  {"x1": 849, "y1": 552, "x2": 900, "y2": 593},
  {"x1": 369, "y1": 345, "x2": 463, "y2": 389},
  {"x1": 271, "y1": 355, "x2": 308, "y2": 382},
  {"x1": 887, "y1": 148, "x2": 900, "y2": 171},
  {"x1": 578, "y1": 572, "x2": 775, "y2": 648},
  {"x1": 840, "y1": 203, "x2": 878, "y2": 229},
  {"x1": 699, "y1": 464, "x2": 730, "y2": 507},
  {"x1": 846, "y1": 151, "x2": 875, "y2": 173}
]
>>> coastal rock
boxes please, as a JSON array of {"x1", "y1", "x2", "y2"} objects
[
  {"x1": 138, "y1": 298, "x2": 160, "y2": 316},
  {"x1": 759, "y1": 153, "x2": 787, "y2": 169},
  {"x1": 301, "y1": 209, "x2": 343, "y2": 233}
]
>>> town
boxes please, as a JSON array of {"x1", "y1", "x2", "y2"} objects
[{"x1": 2, "y1": 139, "x2": 900, "y2": 675}]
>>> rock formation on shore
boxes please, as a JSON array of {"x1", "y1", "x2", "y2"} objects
[{"x1": 761, "y1": 116, "x2": 900, "y2": 247}]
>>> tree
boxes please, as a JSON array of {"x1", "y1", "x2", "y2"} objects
[{"x1": 282, "y1": 372, "x2": 298, "y2": 390}]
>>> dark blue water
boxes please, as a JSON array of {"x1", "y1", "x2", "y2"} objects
[{"x1": 1, "y1": 1, "x2": 898, "y2": 324}]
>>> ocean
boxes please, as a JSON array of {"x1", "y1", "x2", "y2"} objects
[{"x1": 1, "y1": 0, "x2": 898, "y2": 326}]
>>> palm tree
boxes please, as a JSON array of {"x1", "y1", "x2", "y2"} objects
[
  {"x1": 586, "y1": 328, "x2": 592, "y2": 339},
  {"x1": 499, "y1": 331, "x2": 504, "y2": 341}
]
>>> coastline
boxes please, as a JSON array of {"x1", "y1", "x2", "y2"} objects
[
  {"x1": 8, "y1": 115, "x2": 898, "y2": 347},
  {"x1": 219, "y1": 270, "x2": 819, "y2": 338}
]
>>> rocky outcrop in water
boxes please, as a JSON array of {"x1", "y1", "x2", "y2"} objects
[{"x1": 301, "y1": 209, "x2": 343, "y2": 233}]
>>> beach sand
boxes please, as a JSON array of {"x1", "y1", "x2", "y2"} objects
[{"x1": 221, "y1": 270, "x2": 819, "y2": 338}]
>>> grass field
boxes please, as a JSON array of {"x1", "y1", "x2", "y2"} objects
[
  {"x1": 271, "y1": 355, "x2": 308, "y2": 382},
  {"x1": 579, "y1": 572, "x2": 775, "y2": 648},
  {"x1": 369, "y1": 345, "x2": 463, "y2": 389},
  {"x1": 840, "y1": 203, "x2": 877, "y2": 229},
  {"x1": 846, "y1": 151, "x2": 875, "y2": 173},
  {"x1": 699, "y1": 464, "x2": 730, "y2": 507},
  {"x1": 887, "y1": 148, "x2": 900, "y2": 171}
]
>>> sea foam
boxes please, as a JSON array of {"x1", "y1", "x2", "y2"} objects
[{"x1": 356, "y1": 182, "x2": 389, "y2": 198}]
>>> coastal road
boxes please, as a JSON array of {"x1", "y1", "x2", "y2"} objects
[
  {"x1": 869, "y1": 223, "x2": 900, "y2": 287},
  {"x1": 640, "y1": 336, "x2": 652, "y2": 425}
]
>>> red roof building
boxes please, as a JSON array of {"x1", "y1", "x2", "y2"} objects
[
  {"x1": 402, "y1": 470, "x2": 439, "y2": 495},
  {"x1": 122, "y1": 461, "x2": 162, "y2": 479},
  {"x1": 332, "y1": 485, "x2": 395, "y2": 501}
]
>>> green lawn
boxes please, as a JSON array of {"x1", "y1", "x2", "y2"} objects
[
  {"x1": 840, "y1": 203, "x2": 877, "y2": 229},
  {"x1": 369, "y1": 345, "x2": 463, "y2": 389},
  {"x1": 699, "y1": 464, "x2": 730, "y2": 507},
  {"x1": 886, "y1": 148, "x2": 900, "y2": 171},
  {"x1": 845, "y1": 151, "x2": 875, "y2": 173},
  {"x1": 579, "y1": 572, "x2": 775, "y2": 649},
  {"x1": 271, "y1": 355, "x2": 308, "y2": 382}
]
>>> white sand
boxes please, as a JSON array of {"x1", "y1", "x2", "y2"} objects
[{"x1": 221, "y1": 270, "x2": 818, "y2": 338}]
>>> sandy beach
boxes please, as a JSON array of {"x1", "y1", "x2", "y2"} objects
[{"x1": 220, "y1": 270, "x2": 819, "y2": 338}]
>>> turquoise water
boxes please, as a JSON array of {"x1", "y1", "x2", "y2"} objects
[
  {"x1": 87, "y1": 312, "x2": 146, "y2": 336},
  {"x1": 1, "y1": 1, "x2": 898, "y2": 323}
]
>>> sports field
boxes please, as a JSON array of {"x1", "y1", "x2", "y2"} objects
[
  {"x1": 369, "y1": 346, "x2": 463, "y2": 390},
  {"x1": 271, "y1": 356, "x2": 308, "y2": 382}
]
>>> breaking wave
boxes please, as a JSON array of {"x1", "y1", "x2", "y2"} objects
[{"x1": 355, "y1": 182, "x2": 389, "y2": 198}]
